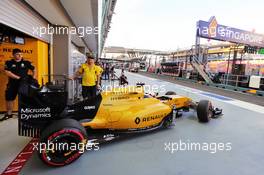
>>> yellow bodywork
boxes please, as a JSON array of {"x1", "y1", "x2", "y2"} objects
[
  {"x1": 160, "y1": 95, "x2": 192, "y2": 109},
  {"x1": 81, "y1": 86, "x2": 191, "y2": 130}
]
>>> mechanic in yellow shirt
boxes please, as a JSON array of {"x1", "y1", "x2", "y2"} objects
[{"x1": 72, "y1": 56, "x2": 103, "y2": 99}]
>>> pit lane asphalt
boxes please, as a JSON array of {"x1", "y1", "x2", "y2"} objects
[{"x1": 19, "y1": 70, "x2": 264, "y2": 175}]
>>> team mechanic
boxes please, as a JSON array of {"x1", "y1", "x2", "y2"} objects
[
  {"x1": 0, "y1": 48, "x2": 36, "y2": 121},
  {"x1": 71, "y1": 56, "x2": 103, "y2": 99}
]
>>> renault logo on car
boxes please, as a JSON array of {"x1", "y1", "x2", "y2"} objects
[{"x1": 135, "y1": 117, "x2": 140, "y2": 124}]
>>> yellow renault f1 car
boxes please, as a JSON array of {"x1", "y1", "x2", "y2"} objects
[{"x1": 18, "y1": 77, "x2": 222, "y2": 167}]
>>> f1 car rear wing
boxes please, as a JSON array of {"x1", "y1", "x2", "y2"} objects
[{"x1": 18, "y1": 75, "x2": 68, "y2": 137}]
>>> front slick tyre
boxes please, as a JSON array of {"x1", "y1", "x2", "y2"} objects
[
  {"x1": 162, "y1": 114, "x2": 173, "y2": 128},
  {"x1": 197, "y1": 100, "x2": 213, "y2": 123},
  {"x1": 38, "y1": 119, "x2": 87, "y2": 167}
]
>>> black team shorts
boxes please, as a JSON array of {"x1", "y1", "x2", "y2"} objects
[
  {"x1": 5, "y1": 83, "x2": 19, "y2": 101},
  {"x1": 82, "y1": 85, "x2": 96, "y2": 99}
]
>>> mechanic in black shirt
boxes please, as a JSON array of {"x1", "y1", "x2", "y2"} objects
[{"x1": 0, "y1": 48, "x2": 36, "y2": 121}]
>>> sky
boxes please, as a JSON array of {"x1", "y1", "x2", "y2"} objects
[{"x1": 105, "y1": 0, "x2": 264, "y2": 51}]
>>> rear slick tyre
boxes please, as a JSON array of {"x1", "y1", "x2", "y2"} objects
[{"x1": 38, "y1": 119, "x2": 87, "y2": 166}]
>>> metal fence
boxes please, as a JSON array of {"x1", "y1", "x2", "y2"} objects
[
  {"x1": 220, "y1": 74, "x2": 264, "y2": 90},
  {"x1": 220, "y1": 74, "x2": 249, "y2": 87}
]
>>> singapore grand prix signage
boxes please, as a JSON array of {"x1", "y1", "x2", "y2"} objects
[{"x1": 197, "y1": 16, "x2": 264, "y2": 47}]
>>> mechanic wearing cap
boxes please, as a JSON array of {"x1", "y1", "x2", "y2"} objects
[
  {"x1": 0, "y1": 48, "x2": 36, "y2": 121},
  {"x1": 72, "y1": 56, "x2": 103, "y2": 99}
]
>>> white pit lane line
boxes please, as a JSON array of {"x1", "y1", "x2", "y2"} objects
[{"x1": 127, "y1": 71, "x2": 264, "y2": 114}]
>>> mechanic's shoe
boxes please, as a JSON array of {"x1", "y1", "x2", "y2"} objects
[
  {"x1": 12, "y1": 113, "x2": 18, "y2": 119},
  {"x1": 0, "y1": 114, "x2": 13, "y2": 121},
  {"x1": 5, "y1": 113, "x2": 13, "y2": 119}
]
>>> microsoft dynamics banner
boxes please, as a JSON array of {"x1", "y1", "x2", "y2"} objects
[{"x1": 197, "y1": 16, "x2": 264, "y2": 47}]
